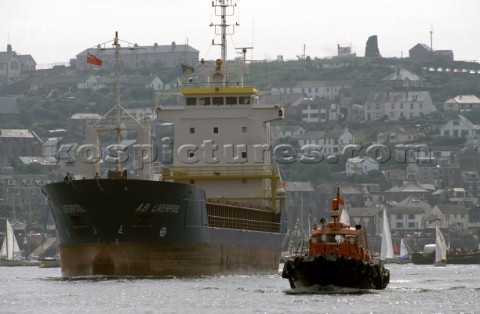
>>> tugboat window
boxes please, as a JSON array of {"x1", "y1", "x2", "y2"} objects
[{"x1": 213, "y1": 97, "x2": 224, "y2": 105}]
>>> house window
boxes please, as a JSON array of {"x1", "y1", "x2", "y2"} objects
[
  {"x1": 190, "y1": 128, "x2": 195, "y2": 134},
  {"x1": 213, "y1": 127, "x2": 219, "y2": 134},
  {"x1": 396, "y1": 222, "x2": 404, "y2": 228},
  {"x1": 408, "y1": 222, "x2": 416, "y2": 228},
  {"x1": 408, "y1": 214, "x2": 415, "y2": 220}
]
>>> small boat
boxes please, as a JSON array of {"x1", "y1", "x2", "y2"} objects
[
  {"x1": 282, "y1": 187, "x2": 390, "y2": 290},
  {"x1": 412, "y1": 244, "x2": 480, "y2": 265},
  {"x1": 380, "y1": 207, "x2": 400, "y2": 264},
  {"x1": 434, "y1": 225, "x2": 447, "y2": 267},
  {"x1": 399, "y1": 238, "x2": 412, "y2": 263},
  {"x1": 0, "y1": 219, "x2": 40, "y2": 267}
]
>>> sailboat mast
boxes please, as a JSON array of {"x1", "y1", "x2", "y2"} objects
[{"x1": 114, "y1": 31, "x2": 121, "y2": 172}]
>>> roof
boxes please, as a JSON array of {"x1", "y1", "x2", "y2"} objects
[
  {"x1": 436, "y1": 204, "x2": 469, "y2": 214},
  {"x1": 0, "y1": 129, "x2": 34, "y2": 138},
  {"x1": 382, "y1": 67, "x2": 424, "y2": 81},
  {"x1": 69, "y1": 113, "x2": 102, "y2": 120},
  {"x1": 286, "y1": 181, "x2": 315, "y2": 192},
  {"x1": 76, "y1": 44, "x2": 199, "y2": 58},
  {"x1": 445, "y1": 95, "x2": 480, "y2": 104},
  {"x1": 385, "y1": 181, "x2": 428, "y2": 193},
  {"x1": 347, "y1": 206, "x2": 380, "y2": 217},
  {"x1": 18, "y1": 156, "x2": 58, "y2": 166}
]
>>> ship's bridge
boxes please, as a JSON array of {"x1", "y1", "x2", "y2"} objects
[{"x1": 181, "y1": 86, "x2": 258, "y2": 107}]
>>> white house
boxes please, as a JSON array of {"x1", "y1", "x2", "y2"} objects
[
  {"x1": 365, "y1": 90, "x2": 435, "y2": 121},
  {"x1": 386, "y1": 196, "x2": 430, "y2": 231},
  {"x1": 297, "y1": 99, "x2": 342, "y2": 123},
  {"x1": 270, "y1": 126, "x2": 306, "y2": 143},
  {"x1": 42, "y1": 137, "x2": 61, "y2": 157},
  {"x1": 439, "y1": 115, "x2": 480, "y2": 142},
  {"x1": 270, "y1": 80, "x2": 352, "y2": 100},
  {"x1": 298, "y1": 128, "x2": 355, "y2": 155},
  {"x1": 443, "y1": 95, "x2": 480, "y2": 111},
  {"x1": 425, "y1": 204, "x2": 469, "y2": 230},
  {"x1": 345, "y1": 157, "x2": 379, "y2": 176}
]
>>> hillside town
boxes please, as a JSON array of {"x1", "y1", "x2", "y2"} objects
[{"x1": 1, "y1": 35, "x2": 480, "y2": 257}]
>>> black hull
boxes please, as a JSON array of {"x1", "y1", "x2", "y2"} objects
[
  {"x1": 281, "y1": 254, "x2": 390, "y2": 290},
  {"x1": 412, "y1": 251, "x2": 480, "y2": 265},
  {"x1": 43, "y1": 179, "x2": 285, "y2": 277}
]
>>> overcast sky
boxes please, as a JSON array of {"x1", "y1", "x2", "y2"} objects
[{"x1": 2, "y1": 0, "x2": 479, "y2": 66}]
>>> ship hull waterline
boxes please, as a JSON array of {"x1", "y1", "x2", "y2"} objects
[{"x1": 43, "y1": 179, "x2": 285, "y2": 277}]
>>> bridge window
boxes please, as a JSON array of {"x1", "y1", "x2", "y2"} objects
[
  {"x1": 213, "y1": 127, "x2": 219, "y2": 134},
  {"x1": 199, "y1": 97, "x2": 211, "y2": 105},
  {"x1": 226, "y1": 97, "x2": 237, "y2": 105},
  {"x1": 186, "y1": 97, "x2": 196, "y2": 106},
  {"x1": 190, "y1": 127, "x2": 195, "y2": 134},
  {"x1": 213, "y1": 97, "x2": 224, "y2": 105},
  {"x1": 239, "y1": 96, "x2": 250, "y2": 104}
]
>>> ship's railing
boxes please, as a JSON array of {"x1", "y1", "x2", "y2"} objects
[
  {"x1": 161, "y1": 165, "x2": 274, "y2": 179},
  {"x1": 206, "y1": 199, "x2": 281, "y2": 232}
]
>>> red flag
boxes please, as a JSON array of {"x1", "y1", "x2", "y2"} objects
[{"x1": 87, "y1": 52, "x2": 103, "y2": 66}]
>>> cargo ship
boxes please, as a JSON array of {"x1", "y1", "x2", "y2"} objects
[{"x1": 42, "y1": 0, "x2": 286, "y2": 277}]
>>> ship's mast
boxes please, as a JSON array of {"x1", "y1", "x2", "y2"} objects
[
  {"x1": 114, "y1": 31, "x2": 121, "y2": 172},
  {"x1": 211, "y1": 0, "x2": 238, "y2": 62}
]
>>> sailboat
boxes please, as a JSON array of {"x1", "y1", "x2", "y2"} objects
[
  {"x1": 0, "y1": 219, "x2": 21, "y2": 266},
  {"x1": 380, "y1": 207, "x2": 397, "y2": 263},
  {"x1": 399, "y1": 238, "x2": 411, "y2": 263},
  {"x1": 434, "y1": 225, "x2": 447, "y2": 267}
]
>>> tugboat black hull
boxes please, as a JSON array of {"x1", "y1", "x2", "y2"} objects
[
  {"x1": 43, "y1": 179, "x2": 285, "y2": 277},
  {"x1": 282, "y1": 254, "x2": 390, "y2": 290}
]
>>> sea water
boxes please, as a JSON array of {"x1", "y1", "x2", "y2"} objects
[{"x1": 0, "y1": 264, "x2": 478, "y2": 313}]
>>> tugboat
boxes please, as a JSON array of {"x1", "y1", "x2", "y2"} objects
[{"x1": 282, "y1": 187, "x2": 390, "y2": 290}]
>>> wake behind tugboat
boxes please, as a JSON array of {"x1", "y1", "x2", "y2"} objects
[{"x1": 282, "y1": 187, "x2": 390, "y2": 290}]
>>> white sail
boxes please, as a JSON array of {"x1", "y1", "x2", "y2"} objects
[
  {"x1": 435, "y1": 225, "x2": 447, "y2": 264},
  {"x1": 0, "y1": 219, "x2": 21, "y2": 260},
  {"x1": 400, "y1": 238, "x2": 410, "y2": 260},
  {"x1": 340, "y1": 207, "x2": 350, "y2": 226},
  {"x1": 380, "y1": 208, "x2": 394, "y2": 260}
]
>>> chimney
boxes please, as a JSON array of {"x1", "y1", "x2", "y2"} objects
[{"x1": 7, "y1": 44, "x2": 12, "y2": 52}]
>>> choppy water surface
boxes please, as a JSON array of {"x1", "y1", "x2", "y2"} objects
[{"x1": 0, "y1": 264, "x2": 478, "y2": 313}]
